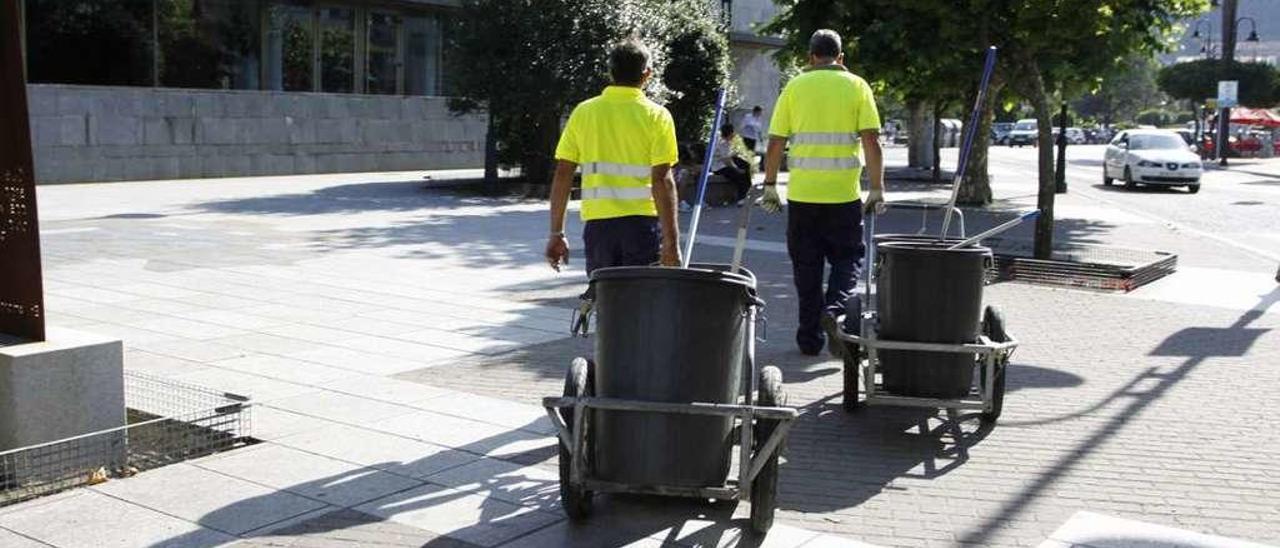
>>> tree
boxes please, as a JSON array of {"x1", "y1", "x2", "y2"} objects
[
  {"x1": 447, "y1": 0, "x2": 731, "y2": 186},
  {"x1": 1158, "y1": 59, "x2": 1280, "y2": 107},
  {"x1": 1073, "y1": 55, "x2": 1166, "y2": 127}
]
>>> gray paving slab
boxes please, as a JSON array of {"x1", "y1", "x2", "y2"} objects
[
  {"x1": 234, "y1": 508, "x2": 483, "y2": 547},
  {"x1": 266, "y1": 390, "x2": 421, "y2": 425},
  {"x1": 423, "y1": 457, "x2": 560, "y2": 512},
  {"x1": 352, "y1": 483, "x2": 563, "y2": 547},
  {"x1": 409, "y1": 391, "x2": 555, "y2": 434},
  {"x1": 91, "y1": 463, "x2": 328, "y2": 535},
  {"x1": 247, "y1": 406, "x2": 340, "y2": 441},
  {"x1": 195, "y1": 444, "x2": 425, "y2": 509},
  {"x1": 276, "y1": 423, "x2": 482, "y2": 479},
  {"x1": 369, "y1": 410, "x2": 555, "y2": 464},
  {"x1": 0, "y1": 490, "x2": 234, "y2": 547},
  {"x1": 211, "y1": 353, "x2": 362, "y2": 387},
  {"x1": 285, "y1": 346, "x2": 432, "y2": 376},
  {"x1": 1039, "y1": 511, "x2": 1274, "y2": 548},
  {"x1": 175, "y1": 366, "x2": 320, "y2": 402},
  {"x1": 0, "y1": 527, "x2": 53, "y2": 547}
]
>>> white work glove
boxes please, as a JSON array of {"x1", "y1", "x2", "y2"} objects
[
  {"x1": 863, "y1": 188, "x2": 887, "y2": 215},
  {"x1": 759, "y1": 184, "x2": 783, "y2": 214}
]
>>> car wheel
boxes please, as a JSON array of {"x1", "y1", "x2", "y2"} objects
[
  {"x1": 1188, "y1": 183, "x2": 1201, "y2": 194},
  {"x1": 1103, "y1": 165, "x2": 1113, "y2": 186},
  {"x1": 1123, "y1": 167, "x2": 1137, "y2": 190}
]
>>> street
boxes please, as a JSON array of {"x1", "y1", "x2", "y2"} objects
[{"x1": 0, "y1": 149, "x2": 1274, "y2": 547}]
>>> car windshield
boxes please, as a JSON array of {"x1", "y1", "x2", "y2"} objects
[
  {"x1": 1129, "y1": 134, "x2": 1186, "y2": 150},
  {"x1": 1014, "y1": 122, "x2": 1035, "y2": 131}
]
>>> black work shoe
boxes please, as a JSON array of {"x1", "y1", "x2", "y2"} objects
[{"x1": 796, "y1": 329, "x2": 824, "y2": 356}]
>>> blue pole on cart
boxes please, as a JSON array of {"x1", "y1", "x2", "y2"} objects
[
  {"x1": 939, "y1": 47, "x2": 998, "y2": 241},
  {"x1": 682, "y1": 88, "x2": 728, "y2": 268}
]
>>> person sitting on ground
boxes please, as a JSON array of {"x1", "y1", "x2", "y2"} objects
[{"x1": 713, "y1": 123, "x2": 752, "y2": 205}]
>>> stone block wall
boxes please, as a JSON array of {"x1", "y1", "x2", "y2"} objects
[{"x1": 27, "y1": 84, "x2": 488, "y2": 184}]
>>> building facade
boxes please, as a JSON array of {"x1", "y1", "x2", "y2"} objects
[{"x1": 20, "y1": 0, "x2": 785, "y2": 184}]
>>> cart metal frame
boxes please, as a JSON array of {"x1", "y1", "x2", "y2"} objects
[
  {"x1": 543, "y1": 302, "x2": 798, "y2": 525},
  {"x1": 835, "y1": 205, "x2": 1020, "y2": 420}
]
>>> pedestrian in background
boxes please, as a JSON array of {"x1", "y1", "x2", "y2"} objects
[
  {"x1": 741, "y1": 105, "x2": 764, "y2": 155},
  {"x1": 760, "y1": 29, "x2": 886, "y2": 356},
  {"x1": 546, "y1": 40, "x2": 683, "y2": 298}
]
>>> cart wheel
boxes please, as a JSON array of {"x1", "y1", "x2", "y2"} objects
[
  {"x1": 840, "y1": 296, "x2": 863, "y2": 413},
  {"x1": 751, "y1": 366, "x2": 786, "y2": 534},
  {"x1": 559, "y1": 357, "x2": 594, "y2": 519},
  {"x1": 980, "y1": 307, "x2": 1008, "y2": 424}
]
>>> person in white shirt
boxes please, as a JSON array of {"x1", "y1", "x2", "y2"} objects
[
  {"x1": 741, "y1": 106, "x2": 764, "y2": 153},
  {"x1": 713, "y1": 123, "x2": 751, "y2": 205}
]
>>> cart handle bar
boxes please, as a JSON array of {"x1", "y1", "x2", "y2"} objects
[
  {"x1": 837, "y1": 333, "x2": 1019, "y2": 354},
  {"x1": 542, "y1": 396, "x2": 798, "y2": 421}
]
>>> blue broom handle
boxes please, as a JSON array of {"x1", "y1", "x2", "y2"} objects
[
  {"x1": 681, "y1": 88, "x2": 728, "y2": 268},
  {"x1": 940, "y1": 47, "x2": 998, "y2": 240}
]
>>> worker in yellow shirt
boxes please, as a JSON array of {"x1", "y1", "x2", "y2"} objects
[
  {"x1": 546, "y1": 41, "x2": 682, "y2": 298},
  {"x1": 761, "y1": 29, "x2": 886, "y2": 356}
]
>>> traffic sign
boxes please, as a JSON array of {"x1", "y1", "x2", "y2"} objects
[{"x1": 1218, "y1": 81, "x2": 1238, "y2": 108}]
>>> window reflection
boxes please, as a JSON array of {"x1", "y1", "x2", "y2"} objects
[
  {"x1": 366, "y1": 12, "x2": 401, "y2": 95},
  {"x1": 158, "y1": 0, "x2": 262, "y2": 90},
  {"x1": 266, "y1": 4, "x2": 314, "y2": 92},
  {"x1": 404, "y1": 15, "x2": 441, "y2": 96},
  {"x1": 319, "y1": 7, "x2": 355, "y2": 93}
]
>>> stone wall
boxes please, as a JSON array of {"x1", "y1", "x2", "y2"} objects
[{"x1": 27, "y1": 84, "x2": 487, "y2": 184}]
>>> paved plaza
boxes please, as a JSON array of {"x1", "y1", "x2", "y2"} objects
[{"x1": 1, "y1": 148, "x2": 1278, "y2": 547}]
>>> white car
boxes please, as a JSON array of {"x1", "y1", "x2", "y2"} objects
[{"x1": 1103, "y1": 129, "x2": 1202, "y2": 193}]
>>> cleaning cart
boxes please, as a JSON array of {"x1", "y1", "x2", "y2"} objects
[{"x1": 543, "y1": 90, "x2": 796, "y2": 534}]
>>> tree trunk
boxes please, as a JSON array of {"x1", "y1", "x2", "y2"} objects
[
  {"x1": 957, "y1": 80, "x2": 1002, "y2": 206},
  {"x1": 1055, "y1": 102, "x2": 1068, "y2": 194},
  {"x1": 932, "y1": 102, "x2": 943, "y2": 184},
  {"x1": 1029, "y1": 65, "x2": 1056, "y2": 260},
  {"x1": 484, "y1": 112, "x2": 499, "y2": 187},
  {"x1": 522, "y1": 113, "x2": 561, "y2": 192},
  {"x1": 907, "y1": 100, "x2": 935, "y2": 169}
]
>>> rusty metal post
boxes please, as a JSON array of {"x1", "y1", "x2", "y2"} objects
[{"x1": 0, "y1": 0, "x2": 46, "y2": 342}]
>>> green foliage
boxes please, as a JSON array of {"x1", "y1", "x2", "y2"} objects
[
  {"x1": 447, "y1": 0, "x2": 731, "y2": 182},
  {"x1": 1072, "y1": 54, "x2": 1166, "y2": 126},
  {"x1": 1135, "y1": 108, "x2": 1174, "y2": 126},
  {"x1": 1158, "y1": 59, "x2": 1280, "y2": 107}
]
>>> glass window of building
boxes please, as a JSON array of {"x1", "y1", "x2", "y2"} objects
[
  {"x1": 318, "y1": 7, "x2": 355, "y2": 93},
  {"x1": 25, "y1": 0, "x2": 155, "y2": 86},
  {"x1": 265, "y1": 3, "x2": 314, "y2": 92},
  {"x1": 366, "y1": 12, "x2": 401, "y2": 95},
  {"x1": 158, "y1": 0, "x2": 263, "y2": 90},
  {"x1": 404, "y1": 15, "x2": 442, "y2": 96}
]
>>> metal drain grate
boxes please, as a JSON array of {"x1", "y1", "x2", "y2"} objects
[
  {"x1": 986, "y1": 239, "x2": 1177, "y2": 292},
  {"x1": 0, "y1": 371, "x2": 252, "y2": 507}
]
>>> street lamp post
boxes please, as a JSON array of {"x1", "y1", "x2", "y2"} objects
[{"x1": 1217, "y1": 0, "x2": 1238, "y2": 166}]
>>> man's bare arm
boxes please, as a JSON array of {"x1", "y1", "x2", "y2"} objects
[
  {"x1": 763, "y1": 136, "x2": 787, "y2": 182},
  {"x1": 545, "y1": 160, "x2": 578, "y2": 271},
  {"x1": 651, "y1": 164, "x2": 682, "y2": 266},
  {"x1": 860, "y1": 131, "x2": 884, "y2": 191}
]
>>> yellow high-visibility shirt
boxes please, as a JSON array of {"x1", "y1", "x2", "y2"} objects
[
  {"x1": 555, "y1": 86, "x2": 679, "y2": 221},
  {"x1": 769, "y1": 66, "x2": 881, "y2": 204}
]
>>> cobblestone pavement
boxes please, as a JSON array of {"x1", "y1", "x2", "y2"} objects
[{"x1": 3, "y1": 151, "x2": 1278, "y2": 547}]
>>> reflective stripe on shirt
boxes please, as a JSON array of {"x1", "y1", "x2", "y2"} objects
[
  {"x1": 789, "y1": 156, "x2": 862, "y2": 170},
  {"x1": 581, "y1": 161, "x2": 651, "y2": 178},
  {"x1": 791, "y1": 132, "x2": 857, "y2": 145},
  {"x1": 580, "y1": 186, "x2": 652, "y2": 200}
]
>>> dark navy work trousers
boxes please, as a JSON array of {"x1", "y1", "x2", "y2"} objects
[
  {"x1": 581, "y1": 215, "x2": 660, "y2": 300},
  {"x1": 786, "y1": 200, "x2": 864, "y2": 351}
]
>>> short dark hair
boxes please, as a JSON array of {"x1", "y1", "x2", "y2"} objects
[
  {"x1": 610, "y1": 41, "x2": 651, "y2": 86},
  {"x1": 752, "y1": 105, "x2": 763, "y2": 113},
  {"x1": 720, "y1": 123, "x2": 735, "y2": 139},
  {"x1": 809, "y1": 29, "x2": 842, "y2": 59}
]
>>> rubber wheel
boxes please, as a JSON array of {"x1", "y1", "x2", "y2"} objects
[
  {"x1": 980, "y1": 307, "x2": 1008, "y2": 425},
  {"x1": 1123, "y1": 167, "x2": 1137, "y2": 190},
  {"x1": 1103, "y1": 166, "x2": 1113, "y2": 186},
  {"x1": 751, "y1": 366, "x2": 786, "y2": 534},
  {"x1": 559, "y1": 357, "x2": 594, "y2": 519},
  {"x1": 1188, "y1": 184, "x2": 1201, "y2": 194},
  {"x1": 841, "y1": 296, "x2": 862, "y2": 412}
]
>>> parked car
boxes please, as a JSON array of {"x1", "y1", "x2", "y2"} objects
[
  {"x1": 991, "y1": 122, "x2": 1014, "y2": 145},
  {"x1": 1103, "y1": 129, "x2": 1202, "y2": 193},
  {"x1": 1066, "y1": 127, "x2": 1086, "y2": 144},
  {"x1": 1008, "y1": 119, "x2": 1037, "y2": 147}
]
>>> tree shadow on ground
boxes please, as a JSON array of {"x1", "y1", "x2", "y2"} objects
[
  {"x1": 158, "y1": 412, "x2": 800, "y2": 548},
  {"x1": 955, "y1": 287, "x2": 1279, "y2": 545}
]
